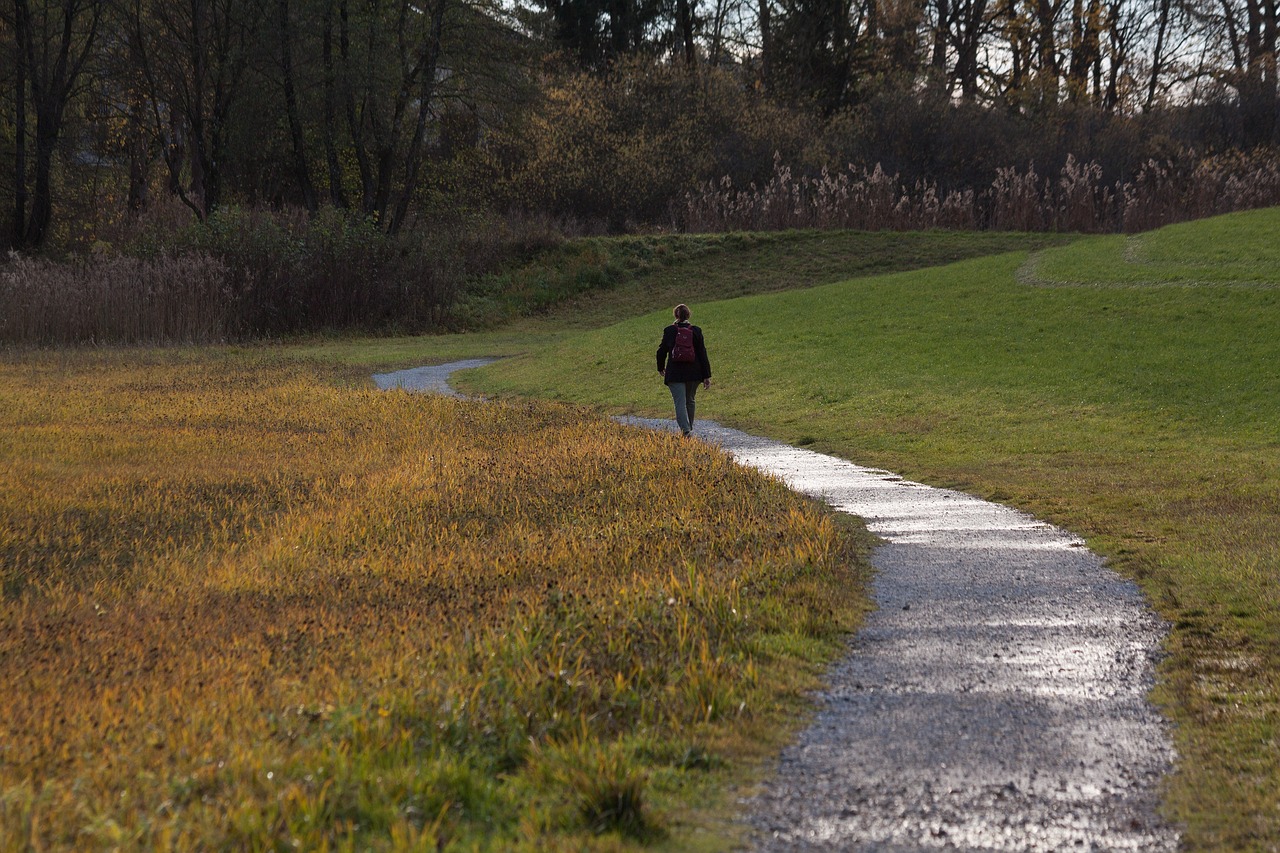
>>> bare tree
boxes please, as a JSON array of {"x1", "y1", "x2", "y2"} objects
[
  {"x1": 319, "y1": 0, "x2": 348, "y2": 207},
  {"x1": 954, "y1": 0, "x2": 996, "y2": 98},
  {"x1": 675, "y1": 0, "x2": 700, "y2": 65},
  {"x1": 122, "y1": 0, "x2": 264, "y2": 219},
  {"x1": 278, "y1": 0, "x2": 317, "y2": 211},
  {"x1": 1176, "y1": 0, "x2": 1278, "y2": 142},
  {"x1": 334, "y1": 0, "x2": 451, "y2": 232},
  {"x1": 10, "y1": 0, "x2": 104, "y2": 248},
  {"x1": 1145, "y1": 0, "x2": 1173, "y2": 106}
]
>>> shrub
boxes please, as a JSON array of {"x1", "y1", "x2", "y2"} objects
[
  {"x1": 1, "y1": 204, "x2": 574, "y2": 346},
  {"x1": 498, "y1": 61, "x2": 825, "y2": 230}
]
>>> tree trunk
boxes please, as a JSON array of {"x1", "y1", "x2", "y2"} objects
[
  {"x1": 1004, "y1": 0, "x2": 1026, "y2": 97},
  {"x1": 676, "y1": 0, "x2": 698, "y2": 68},
  {"x1": 1067, "y1": 0, "x2": 1087, "y2": 99},
  {"x1": 372, "y1": 146, "x2": 396, "y2": 224},
  {"x1": 1086, "y1": 0, "x2": 1103, "y2": 103},
  {"x1": 758, "y1": 0, "x2": 772, "y2": 91},
  {"x1": 338, "y1": 0, "x2": 376, "y2": 212},
  {"x1": 930, "y1": 0, "x2": 950, "y2": 92},
  {"x1": 1105, "y1": 1, "x2": 1123, "y2": 110},
  {"x1": 13, "y1": 35, "x2": 27, "y2": 248},
  {"x1": 957, "y1": 0, "x2": 988, "y2": 99},
  {"x1": 1036, "y1": 0, "x2": 1060, "y2": 102},
  {"x1": 11, "y1": 0, "x2": 103, "y2": 249},
  {"x1": 1241, "y1": 0, "x2": 1276, "y2": 144},
  {"x1": 1145, "y1": 0, "x2": 1171, "y2": 108},
  {"x1": 389, "y1": 0, "x2": 449, "y2": 234},
  {"x1": 1265, "y1": 0, "x2": 1279, "y2": 142},
  {"x1": 709, "y1": 0, "x2": 727, "y2": 64},
  {"x1": 127, "y1": 95, "x2": 150, "y2": 212},
  {"x1": 189, "y1": 0, "x2": 210, "y2": 216},
  {"x1": 321, "y1": 0, "x2": 349, "y2": 207},
  {"x1": 279, "y1": 0, "x2": 317, "y2": 211},
  {"x1": 24, "y1": 104, "x2": 60, "y2": 248},
  {"x1": 166, "y1": 109, "x2": 189, "y2": 199},
  {"x1": 206, "y1": 91, "x2": 227, "y2": 215}
]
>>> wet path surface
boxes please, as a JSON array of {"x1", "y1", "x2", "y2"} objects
[
  {"x1": 376, "y1": 363, "x2": 1179, "y2": 852},
  {"x1": 372, "y1": 359, "x2": 499, "y2": 397}
]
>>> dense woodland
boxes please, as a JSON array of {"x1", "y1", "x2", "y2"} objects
[{"x1": 1, "y1": 0, "x2": 1279, "y2": 339}]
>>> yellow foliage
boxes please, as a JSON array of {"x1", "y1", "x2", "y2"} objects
[{"x1": 0, "y1": 351, "x2": 865, "y2": 850}]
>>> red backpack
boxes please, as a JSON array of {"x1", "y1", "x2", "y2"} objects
[{"x1": 671, "y1": 324, "x2": 696, "y2": 363}]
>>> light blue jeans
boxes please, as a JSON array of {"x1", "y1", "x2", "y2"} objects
[{"x1": 668, "y1": 381, "x2": 700, "y2": 435}]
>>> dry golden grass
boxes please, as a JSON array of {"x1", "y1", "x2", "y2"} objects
[{"x1": 0, "y1": 351, "x2": 868, "y2": 850}]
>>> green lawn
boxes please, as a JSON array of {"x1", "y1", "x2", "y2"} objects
[
  {"x1": 292, "y1": 228, "x2": 1070, "y2": 367},
  {"x1": 301, "y1": 210, "x2": 1280, "y2": 849}
]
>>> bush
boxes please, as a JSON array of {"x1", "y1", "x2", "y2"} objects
[
  {"x1": 163, "y1": 206, "x2": 453, "y2": 336},
  {"x1": 497, "y1": 60, "x2": 826, "y2": 230},
  {"x1": 1, "y1": 204, "x2": 572, "y2": 346}
]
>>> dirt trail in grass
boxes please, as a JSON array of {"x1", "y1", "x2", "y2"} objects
[{"x1": 376, "y1": 362, "x2": 1179, "y2": 852}]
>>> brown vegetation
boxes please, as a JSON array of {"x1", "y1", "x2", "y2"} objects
[
  {"x1": 0, "y1": 352, "x2": 868, "y2": 849},
  {"x1": 681, "y1": 149, "x2": 1280, "y2": 234},
  {"x1": 0, "y1": 201, "x2": 567, "y2": 346}
]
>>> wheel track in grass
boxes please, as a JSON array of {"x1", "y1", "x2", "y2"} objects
[{"x1": 375, "y1": 361, "x2": 1179, "y2": 852}]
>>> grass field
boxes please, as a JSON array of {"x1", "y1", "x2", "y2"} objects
[
  {"x1": 0, "y1": 353, "x2": 872, "y2": 850},
  {"x1": 5, "y1": 212, "x2": 1278, "y2": 848},
  {"x1": 439, "y1": 209, "x2": 1279, "y2": 850}
]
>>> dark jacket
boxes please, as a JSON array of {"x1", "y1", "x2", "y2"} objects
[{"x1": 656, "y1": 322, "x2": 711, "y2": 385}]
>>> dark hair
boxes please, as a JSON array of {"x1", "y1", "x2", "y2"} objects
[{"x1": 673, "y1": 303, "x2": 691, "y2": 321}]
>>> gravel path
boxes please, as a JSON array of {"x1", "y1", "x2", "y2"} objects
[
  {"x1": 372, "y1": 359, "x2": 499, "y2": 397},
  {"x1": 376, "y1": 362, "x2": 1180, "y2": 852}
]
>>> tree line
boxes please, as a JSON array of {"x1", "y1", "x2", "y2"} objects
[{"x1": 1, "y1": 0, "x2": 1278, "y2": 254}]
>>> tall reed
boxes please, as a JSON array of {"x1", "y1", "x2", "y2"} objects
[
  {"x1": 681, "y1": 149, "x2": 1280, "y2": 234},
  {"x1": 0, "y1": 251, "x2": 233, "y2": 346}
]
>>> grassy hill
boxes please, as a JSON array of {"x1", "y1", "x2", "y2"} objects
[{"x1": 456, "y1": 209, "x2": 1280, "y2": 849}]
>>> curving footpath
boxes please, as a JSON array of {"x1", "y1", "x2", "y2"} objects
[{"x1": 376, "y1": 362, "x2": 1180, "y2": 852}]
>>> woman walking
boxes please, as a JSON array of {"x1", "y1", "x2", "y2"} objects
[{"x1": 656, "y1": 303, "x2": 712, "y2": 436}]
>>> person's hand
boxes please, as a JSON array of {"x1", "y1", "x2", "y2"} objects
[
  {"x1": 703, "y1": 378, "x2": 712, "y2": 389},
  {"x1": 659, "y1": 368, "x2": 665, "y2": 377}
]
